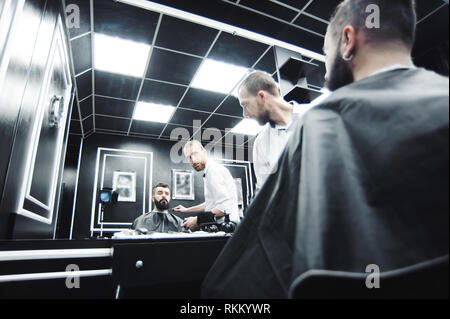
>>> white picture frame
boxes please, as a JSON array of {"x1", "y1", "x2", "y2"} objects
[
  {"x1": 172, "y1": 169, "x2": 194, "y2": 200},
  {"x1": 112, "y1": 171, "x2": 136, "y2": 202}
]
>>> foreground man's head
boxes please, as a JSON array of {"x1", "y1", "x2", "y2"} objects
[{"x1": 324, "y1": 0, "x2": 417, "y2": 91}]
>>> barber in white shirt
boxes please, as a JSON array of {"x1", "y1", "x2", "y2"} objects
[
  {"x1": 238, "y1": 71, "x2": 330, "y2": 193},
  {"x1": 238, "y1": 71, "x2": 301, "y2": 193},
  {"x1": 172, "y1": 140, "x2": 241, "y2": 230}
]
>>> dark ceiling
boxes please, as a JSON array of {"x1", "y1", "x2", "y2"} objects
[{"x1": 67, "y1": 0, "x2": 449, "y2": 148}]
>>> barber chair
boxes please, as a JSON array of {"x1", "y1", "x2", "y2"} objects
[{"x1": 289, "y1": 255, "x2": 449, "y2": 299}]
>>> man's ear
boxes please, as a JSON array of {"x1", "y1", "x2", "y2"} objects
[
  {"x1": 341, "y1": 25, "x2": 357, "y2": 60},
  {"x1": 257, "y1": 90, "x2": 266, "y2": 102}
]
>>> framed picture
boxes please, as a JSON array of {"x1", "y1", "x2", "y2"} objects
[
  {"x1": 172, "y1": 169, "x2": 194, "y2": 200},
  {"x1": 112, "y1": 171, "x2": 136, "y2": 202}
]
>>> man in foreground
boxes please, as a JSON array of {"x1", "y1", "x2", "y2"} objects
[{"x1": 202, "y1": 0, "x2": 449, "y2": 298}]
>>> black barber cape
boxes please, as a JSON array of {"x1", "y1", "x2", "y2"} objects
[
  {"x1": 132, "y1": 211, "x2": 187, "y2": 233},
  {"x1": 202, "y1": 68, "x2": 449, "y2": 298}
]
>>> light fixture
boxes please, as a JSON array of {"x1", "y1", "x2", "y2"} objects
[
  {"x1": 230, "y1": 118, "x2": 265, "y2": 136},
  {"x1": 93, "y1": 33, "x2": 151, "y2": 78},
  {"x1": 191, "y1": 59, "x2": 249, "y2": 95},
  {"x1": 133, "y1": 102, "x2": 176, "y2": 123}
]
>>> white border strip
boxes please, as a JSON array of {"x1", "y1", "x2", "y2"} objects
[
  {"x1": 0, "y1": 248, "x2": 113, "y2": 261},
  {"x1": 116, "y1": 0, "x2": 326, "y2": 62},
  {"x1": 0, "y1": 269, "x2": 112, "y2": 283}
]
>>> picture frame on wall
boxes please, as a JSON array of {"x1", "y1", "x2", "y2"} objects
[
  {"x1": 112, "y1": 171, "x2": 136, "y2": 202},
  {"x1": 172, "y1": 169, "x2": 195, "y2": 200}
]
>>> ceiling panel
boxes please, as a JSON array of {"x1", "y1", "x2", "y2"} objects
[
  {"x1": 303, "y1": 0, "x2": 342, "y2": 21},
  {"x1": 155, "y1": 15, "x2": 219, "y2": 56},
  {"x1": 276, "y1": 0, "x2": 311, "y2": 11},
  {"x1": 203, "y1": 114, "x2": 243, "y2": 132},
  {"x1": 82, "y1": 116, "x2": 94, "y2": 133},
  {"x1": 95, "y1": 115, "x2": 131, "y2": 132},
  {"x1": 93, "y1": 0, "x2": 160, "y2": 45},
  {"x1": 253, "y1": 47, "x2": 277, "y2": 74},
  {"x1": 179, "y1": 88, "x2": 227, "y2": 113},
  {"x1": 94, "y1": 70, "x2": 141, "y2": 100},
  {"x1": 169, "y1": 108, "x2": 211, "y2": 127},
  {"x1": 146, "y1": 48, "x2": 203, "y2": 85},
  {"x1": 215, "y1": 96, "x2": 243, "y2": 118},
  {"x1": 95, "y1": 96, "x2": 136, "y2": 118},
  {"x1": 294, "y1": 14, "x2": 328, "y2": 35},
  {"x1": 139, "y1": 80, "x2": 187, "y2": 106},
  {"x1": 70, "y1": 34, "x2": 92, "y2": 75},
  {"x1": 208, "y1": 32, "x2": 269, "y2": 67},
  {"x1": 239, "y1": 0, "x2": 298, "y2": 22},
  {"x1": 129, "y1": 120, "x2": 166, "y2": 136},
  {"x1": 75, "y1": 70, "x2": 92, "y2": 101},
  {"x1": 79, "y1": 96, "x2": 93, "y2": 120}
]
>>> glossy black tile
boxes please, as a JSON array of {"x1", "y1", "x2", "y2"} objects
[
  {"x1": 203, "y1": 114, "x2": 242, "y2": 132},
  {"x1": 155, "y1": 15, "x2": 218, "y2": 56},
  {"x1": 95, "y1": 115, "x2": 131, "y2": 132},
  {"x1": 139, "y1": 80, "x2": 186, "y2": 106},
  {"x1": 239, "y1": 0, "x2": 298, "y2": 22},
  {"x1": 75, "y1": 70, "x2": 92, "y2": 100},
  {"x1": 208, "y1": 32, "x2": 269, "y2": 68},
  {"x1": 303, "y1": 0, "x2": 341, "y2": 21},
  {"x1": 71, "y1": 33, "x2": 92, "y2": 75},
  {"x1": 179, "y1": 88, "x2": 227, "y2": 113},
  {"x1": 146, "y1": 48, "x2": 203, "y2": 85},
  {"x1": 215, "y1": 95, "x2": 243, "y2": 118},
  {"x1": 94, "y1": 70, "x2": 141, "y2": 100},
  {"x1": 93, "y1": 0, "x2": 159, "y2": 45},
  {"x1": 169, "y1": 108, "x2": 211, "y2": 127},
  {"x1": 95, "y1": 96, "x2": 136, "y2": 119},
  {"x1": 294, "y1": 13, "x2": 328, "y2": 35},
  {"x1": 129, "y1": 120, "x2": 166, "y2": 135},
  {"x1": 79, "y1": 95, "x2": 93, "y2": 120}
]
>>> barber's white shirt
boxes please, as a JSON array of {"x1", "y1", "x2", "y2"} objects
[
  {"x1": 203, "y1": 160, "x2": 241, "y2": 224},
  {"x1": 252, "y1": 103, "x2": 302, "y2": 193}
]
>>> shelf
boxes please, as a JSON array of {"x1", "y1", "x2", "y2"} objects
[
  {"x1": 279, "y1": 57, "x2": 319, "y2": 85},
  {"x1": 283, "y1": 85, "x2": 323, "y2": 104}
]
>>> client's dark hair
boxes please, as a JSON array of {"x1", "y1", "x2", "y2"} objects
[
  {"x1": 152, "y1": 183, "x2": 170, "y2": 195},
  {"x1": 329, "y1": 0, "x2": 417, "y2": 49}
]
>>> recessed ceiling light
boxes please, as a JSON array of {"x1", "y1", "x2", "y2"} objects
[
  {"x1": 93, "y1": 33, "x2": 151, "y2": 78},
  {"x1": 191, "y1": 59, "x2": 249, "y2": 95},
  {"x1": 133, "y1": 102, "x2": 176, "y2": 123},
  {"x1": 231, "y1": 118, "x2": 265, "y2": 136}
]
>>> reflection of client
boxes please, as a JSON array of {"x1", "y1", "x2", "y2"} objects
[{"x1": 131, "y1": 183, "x2": 187, "y2": 233}]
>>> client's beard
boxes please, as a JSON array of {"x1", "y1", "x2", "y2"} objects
[
  {"x1": 325, "y1": 50, "x2": 354, "y2": 91},
  {"x1": 154, "y1": 198, "x2": 169, "y2": 211}
]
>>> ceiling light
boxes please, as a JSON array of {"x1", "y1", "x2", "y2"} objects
[
  {"x1": 231, "y1": 118, "x2": 265, "y2": 136},
  {"x1": 191, "y1": 59, "x2": 249, "y2": 95},
  {"x1": 133, "y1": 102, "x2": 176, "y2": 123},
  {"x1": 93, "y1": 33, "x2": 151, "y2": 78}
]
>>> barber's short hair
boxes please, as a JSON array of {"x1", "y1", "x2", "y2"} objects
[
  {"x1": 329, "y1": 0, "x2": 417, "y2": 49},
  {"x1": 239, "y1": 71, "x2": 280, "y2": 97},
  {"x1": 152, "y1": 183, "x2": 170, "y2": 195},
  {"x1": 183, "y1": 140, "x2": 205, "y2": 158}
]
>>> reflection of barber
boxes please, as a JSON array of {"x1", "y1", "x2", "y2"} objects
[
  {"x1": 131, "y1": 183, "x2": 187, "y2": 233},
  {"x1": 172, "y1": 140, "x2": 241, "y2": 230}
]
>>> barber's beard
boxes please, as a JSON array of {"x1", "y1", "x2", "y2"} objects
[
  {"x1": 154, "y1": 198, "x2": 169, "y2": 211},
  {"x1": 326, "y1": 50, "x2": 354, "y2": 91}
]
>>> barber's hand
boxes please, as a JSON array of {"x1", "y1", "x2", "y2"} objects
[
  {"x1": 172, "y1": 205, "x2": 188, "y2": 213},
  {"x1": 181, "y1": 217, "x2": 198, "y2": 230}
]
